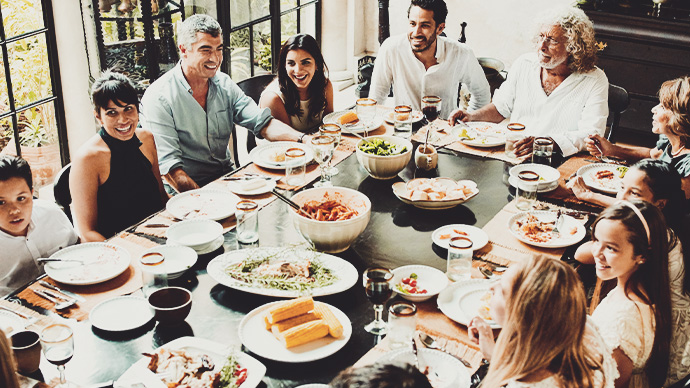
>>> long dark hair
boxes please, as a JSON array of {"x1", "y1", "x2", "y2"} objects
[
  {"x1": 591, "y1": 200, "x2": 671, "y2": 387},
  {"x1": 277, "y1": 34, "x2": 328, "y2": 121},
  {"x1": 632, "y1": 159, "x2": 690, "y2": 295}
]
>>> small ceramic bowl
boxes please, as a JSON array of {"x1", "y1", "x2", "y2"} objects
[
  {"x1": 147, "y1": 286, "x2": 192, "y2": 325},
  {"x1": 166, "y1": 219, "x2": 223, "y2": 251}
]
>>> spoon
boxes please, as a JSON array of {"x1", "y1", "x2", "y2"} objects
[
  {"x1": 479, "y1": 267, "x2": 494, "y2": 279},
  {"x1": 418, "y1": 332, "x2": 472, "y2": 368}
]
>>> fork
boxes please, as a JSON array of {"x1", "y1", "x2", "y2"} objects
[
  {"x1": 552, "y1": 209, "x2": 563, "y2": 239},
  {"x1": 32, "y1": 289, "x2": 77, "y2": 310}
]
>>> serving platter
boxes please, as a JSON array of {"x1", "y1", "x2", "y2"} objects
[
  {"x1": 44, "y1": 243, "x2": 131, "y2": 286},
  {"x1": 431, "y1": 224, "x2": 489, "y2": 250},
  {"x1": 377, "y1": 348, "x2": 471, "y2": 388},
  {"x1": 508, "y1": 211, "x2": 586, "y2": 249},
  {"x1": 391, "y1": 180, "x2": 479, "y2": 210},
  {"x1": 166, "y1": 189, "x2": 238, "y2": 221},
  {"x1": 207, "y1": 247, "x2": 358, "y2": 297},
  {"x1": 437, "y1": 279, "x2": 500, "y2": 329},
  {"x1": 249, "y1": 141, "x2": 314, "y2": 170},
  {"x1": 116, "y1": 336, "x2": 265, "y2": 388},
  {"x1": 238, "y1": 301, "x2": 351, "y2": 363},
  {"x1": 323, "y1": 110, "x2": 385, "y2": 134},
  {"x1": 577, "y1": 163, "x2": 627, "y2": 195},
  {"x1": 455, "y1": 122, "x2": 506, "y2": 148}
]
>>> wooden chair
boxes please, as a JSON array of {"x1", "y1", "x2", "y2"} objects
[
  {"x1": 53, "y1": 163, "x2": 72, "y2": 222},
  {"x1": 606, "y1": 84, "x2": 630, "y2": 143},
  {"x1": 235, "y1": 74, "x2": 275, "y2": 160}
]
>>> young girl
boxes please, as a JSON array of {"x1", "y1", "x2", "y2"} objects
[
  {"x1": 259, "y1": 33, "x2": 334, "y2": 133},
  {"x1": 589, "y1": 200, "x2": 672, "y2": 387},
  {"x1": 468, "y1": 256, "x2": 617, "y2": 388}
]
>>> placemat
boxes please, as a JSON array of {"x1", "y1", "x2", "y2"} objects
[
  {"x1": 0, "y1": 300, "x2": 57, "y2": 333},
  {"x1": 17, "y1": 233, "x2": 153, "y2": 321},
  {"x1": 539, "y1": 153, "x2": 606, "y2": 210}
]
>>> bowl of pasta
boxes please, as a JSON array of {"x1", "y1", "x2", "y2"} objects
[{"x1": 290, "y1": 187, "x2": 371, "y2": 253}]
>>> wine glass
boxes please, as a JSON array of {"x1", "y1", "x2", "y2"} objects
[
  {"x1": 40, "y1": 324, "x2": 75, "y2": 388},
  {"x1": 422, "y1": 95, "x2": 442, "y2": 135},
  {"x1": 356, "y1": 98, "x2": 377, "y2": 133},
  {"x1": 311, "y1": 135, "x2": 335, "y2": 187},
  {"x1": 319, "y1": 123, "x2": 342, "y2": 176},
  {"x1": 363, "y1": 267, "x2": 393, "y2": 335}
]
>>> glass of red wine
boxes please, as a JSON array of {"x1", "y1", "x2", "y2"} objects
[
  {"x1": 40, "y1": 324, "x2": 75, "y2": 388},
  {"x1": 363, "y1": 267, "x2": 393, "y2": 335},
  {"x1": 422, "y1": 95, "x2": 442, "y2": 136}
]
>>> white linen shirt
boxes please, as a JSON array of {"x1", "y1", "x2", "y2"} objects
[
  {"x1": 0, "y1": 199, "x2": 78, "y2": 297},
  {"x1": 492, "y1": 53, "x2": 609, "y2": 157},
  {"x1": 369, "y1": 35, "x2": 490, "y2": 118}
]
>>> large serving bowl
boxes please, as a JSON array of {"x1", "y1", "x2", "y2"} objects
[
  {"x1": 355, "y1": 135, "x2": 413, "y2": 180},
  {"x1": 290, "y1": 187, "x2": 371, "y2": 253}
]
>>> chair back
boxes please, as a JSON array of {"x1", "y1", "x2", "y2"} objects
[
  {"x1": 53, "y1": 163, "x2": 72, "y2": 222},
  {"x1": 606, "y1": 84, "x2": 630, "y2": 143},
  {"x1": 236, "y1": 74, "x2": 276, "y2": 157}
]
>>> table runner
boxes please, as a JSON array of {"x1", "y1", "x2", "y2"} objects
[{"x1": 17, "y1": 233, "x2": 153, "y2": 321}]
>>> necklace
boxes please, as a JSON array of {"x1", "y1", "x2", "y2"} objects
[{"x1": 671, "y1": 145, "x2": 686, "y2": 157}]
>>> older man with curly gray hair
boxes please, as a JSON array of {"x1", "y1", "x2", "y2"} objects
[{"x1": 449, "y1": 6, "x2": 608, "y2": 158}]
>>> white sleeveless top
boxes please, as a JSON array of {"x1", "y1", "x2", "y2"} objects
[
  {"x1": 666, "y1": 239, "x2": 690, "y2": 386},
  {"x1": 261, "y1": 80, "x2": 324, "y2": 133}
]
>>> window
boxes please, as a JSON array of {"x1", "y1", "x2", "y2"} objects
[
  {"x1": 218, "y1": 0, "x2": 321, "y2": 82},
  {"x1": 0, "y1": 0, "x2": 67, "y2": 189}
]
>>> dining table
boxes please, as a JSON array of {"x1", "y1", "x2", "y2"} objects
[{"x1": 4, "y1": 119, "x2": 603, "y2": 388}]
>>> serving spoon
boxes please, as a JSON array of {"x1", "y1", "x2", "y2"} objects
[{"x1": 418, "y1": 332, "x2": 472, "y2": 368}]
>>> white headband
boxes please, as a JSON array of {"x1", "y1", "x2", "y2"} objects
[{"x1": 619, "y1": 200, "x2": 651, "y2": 245}]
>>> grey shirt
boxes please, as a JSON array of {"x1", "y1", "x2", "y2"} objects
[{"x1": 140, "y1": 64, "x2": 273, "y2": 186}]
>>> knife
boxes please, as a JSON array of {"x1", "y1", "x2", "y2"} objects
[{"x1": 39, "y1": 280, "x2": 85, "y2": 302}]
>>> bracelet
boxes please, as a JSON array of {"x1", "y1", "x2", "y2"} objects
[{"x1": 298, "y1": 133, "x2": 306, "y2": 143}]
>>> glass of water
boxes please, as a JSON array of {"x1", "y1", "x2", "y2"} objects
[
  {"x1": 388, "y1": 301, "x2": 417, "y2": 349},
  {"x1": 447, "y1": 236, "x2": 473, "y2": 281},
  {"x1": 505, "y1": 123, "x2": 525, "y2": 159},
  {"x1": 311, "y1": 135, "x2": 335, "y2": 187},
  {"x1": 515, "y1": 170, "x2": 540, "y2": 211},
  {"x1": 356, "y1": 98, "x2": 377, "y2": 132},
  {"x1": 320, "y1": 123, "x2": 342, "y2": 176},
  {"x1": 285, "y1": 147, "x2": 306, "y2": 187},
  {"x1": 236, "y1": 200, "x2": 259, "y2": 244},
  {"x1": 394, "y1": 105, "x2": 413, "y2": 138}
]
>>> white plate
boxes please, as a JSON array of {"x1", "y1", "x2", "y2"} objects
[
  {"x1": 509, "y1": 163, "x2": 560, "y2": 186},
  {"x1": 249, "y1": 141, "x2": 314, "y2": 170},
  {"x1": 377, "y1": 348, "x2": 471, "y2": 388},
  {"x1": 117, "y1": 336, "x2": 266, "y2": 388},
  {"x1": 437, "y1": 279, "x2": 500, "y2": 329},
  {"x1": 90, "y1": 296, "x2": 154, "y2": 332},
  {"x1": 227, "y1": 178, "x2": 277, "y2": 196},
  {"x1": 431, "y1": 224, "x2": 489, "y2": 250},
  {"x1": 456, "y1": 122, "x2": 506, "y2": 148},
  {"x1": 507, "y1": 176, "x2": 558, "y2": 193},
  {"x1": 383, "y1": 110, "x2": 425, "y2": 124},
  {"x1": 166, "y1": 189, "x2": 238, "y2": 221},
  {"x1": 508, "y1": 211, "x2": 586, "y2": 248},
  {"x1": 323, "y1": 110, "x2": 386, "y2": 134},
  {"x1": 391, "y1": 265, "x2": 449, "y2": 302},
  {"x1": 239, "y1": 301, "x2": 352, "y2": 363},
  {"x1": 577, "y1": 163, "x2": 627, "y2": 195},
  {"x1": 140, "y1": 245, "x2": 198, "y2": 280},
  {"x1": 0, "y1": 310, "x2": 27, "y2": 335},
  {"x1": 391, "y1": 180, "x2": 479, "y2": 210},
  {"x1": 45, "y1": 243, "x2": 131, "y2": 286},
  {"x1": 207, "y1": 247, "x2": 358, "y2": 298},
  {"x1": 170, "y1": 234, "x2": 224, "y2": 255}
]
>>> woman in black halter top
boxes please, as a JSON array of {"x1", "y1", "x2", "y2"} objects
[{"x1": 71, "y1": 72, "x2": 167, "y2": 241}]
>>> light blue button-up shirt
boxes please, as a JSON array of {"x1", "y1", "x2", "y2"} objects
[{"x1": 139, "y1": 64, "x2": 273, "y2": 186}]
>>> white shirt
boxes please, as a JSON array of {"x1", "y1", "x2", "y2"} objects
[
  {"x1": 261, "y1": 80, "x2": 323, "y2": 133},
  {"x1": 0, "y1": 199, "x2": 78, "y2": 297},
  {"x1": 492, "y1": 53, "x2": 609, "y2": 157},
  {"x1": 369, "y1": 34, "x2": 491, "y2": 118}
]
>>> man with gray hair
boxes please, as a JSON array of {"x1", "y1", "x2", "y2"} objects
[{"x1": 140, "y1": 14, "x2": 305, "y2": 191}]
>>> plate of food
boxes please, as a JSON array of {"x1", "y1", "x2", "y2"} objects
[
  {"x1": 432, "y1": 224, "x2": 489, "y2": 250},
  {"x1": 323, "y1": 110, "x2": 385, "y2": 134},
  {"x1": 206, "y1": 247, "x2": 358, "y2": 297},
  {"x1": 166, "y1": 189, "x2": 238, "y2": 221},
  {"x1": 44, "y1": 243, "x2": 131, "y2": 286},
  {"x1": 383, "y1": 110, "x2": 425, "y2": 124},
  {"x1": 249, "y1": 141, "x2": 314, "y2": 170},
  {"x1": 392, "y1": 178, "x2": 479, "y2": 210},
  {"x1": 238, "y1": 297, "x2": 352, "y2": 363},
  {"x1": 391, "y1": 265, "x2": 449, "y2": 303},
  {"x1": 508, "y1": 211, "x2": 586, "y2": 248},
  {"x1": 437, "y1": 279, "x2": 500, "y2": 329},
  {"x1": 455, "y1": 122, "x2": 506, "y2": 148},
  {"x1": 577, "y1": 163, "x2": 628, "y2": 195},
  {"x1": 116, "y1": 336, "x2": 266, "y2": 388},
  {"x1": 377, "y1": 348, "x2": 471, "y2": 388}
]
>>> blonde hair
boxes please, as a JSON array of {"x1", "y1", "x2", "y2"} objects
[
  {"x1": 658, "y1": 76, "x2": 690, "y2": 145},
  {"x1": 481, "y1": 256, "x2": 604, "y2": 388},
  {"x1": 533, "y1": 7, "x2": 598, "y2": 73},
  {"x1": 1, "y1": 330, "x2": 20, "y2": 388}
]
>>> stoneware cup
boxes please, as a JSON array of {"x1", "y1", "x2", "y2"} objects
[
  {"x1": 10, "y1": 330, "x2": 41, "y2": 373},
  {"x1": 415, "y1": 144, "x2": 438, "y2": 170}
]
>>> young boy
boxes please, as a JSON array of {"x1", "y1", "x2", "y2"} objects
[{"x1": 0, "y1": 156, "x2": 77, "y2": 297}]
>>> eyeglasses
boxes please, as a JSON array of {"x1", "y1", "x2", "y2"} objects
[{"x1": 537, "y1": 34, "x2": 561, "y2": 47}]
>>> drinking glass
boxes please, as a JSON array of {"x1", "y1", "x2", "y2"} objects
[
  {"x1": 236, "y1": 200, "x2": 259, "y2": 244},
  {"x1": 421, "y1": 95, "x2": 442, "y2": 134},
  {"x1": 363, "y1": 267, "x2": 393, "y2": 335},
  {"x1": 285, "y1": 147, "x2": 307, "y2": 187},
  {"x1": 356, "y1": 98, "x2": 377, "y2": 132},
  {"x1": 532, "y1": 137, "x2": 554, "y2": 166},
  {"x1": 40, "y1": 324, "x2": 75, "y2": 388},
  {"x1": 140, "y1": 252, "x2": 168, "y2": 297},
  {"x1": 387, "y1": 301, "x2": 417, "y2": 349},
  {"x1": 505, "y1": 123, "x2": 526, "y2": 159},
  {"x1": 515, "y1": 170, "x2": 540, "y2": 211},
  {"x1": 311, "y1": 135, "x2": 335, "y2": 187},
  {"x1": 320, "y1": 123, "x2": 342, "y2": 176},
  {"x1": 447, "y1": 237, "x2": 473, "y2": 281},
  {"x1": 394, "y1": 105, "x2": 413, "y2": 138}
]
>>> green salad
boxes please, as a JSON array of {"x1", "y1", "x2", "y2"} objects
[{"x1": 359, "y1": 138, "x2": 407, "y2": 156}]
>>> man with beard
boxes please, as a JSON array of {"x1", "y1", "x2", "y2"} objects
[
  {"x1": 369, "y1": 0, "x2": 490, "y2": 119},
  {"x1": 449, "y1": 7, "x2": 608, "y2": 158},
  {"x1": 140, "y1": 15, "x2": 308, "y2": 192}
]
